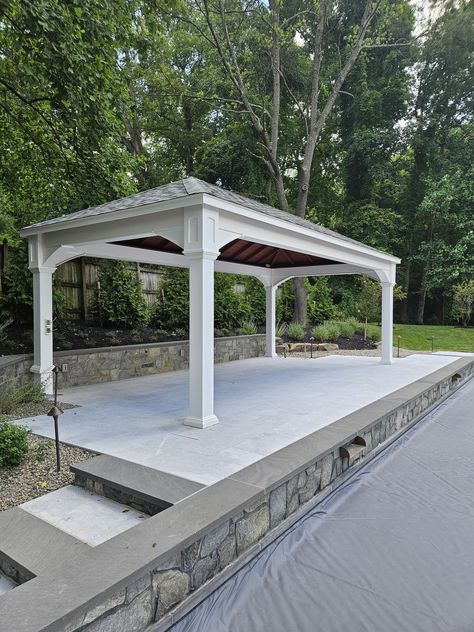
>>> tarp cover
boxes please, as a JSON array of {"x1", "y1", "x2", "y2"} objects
[{"x1": 172, "y1": 378, "x2": 474, "y2": 632}]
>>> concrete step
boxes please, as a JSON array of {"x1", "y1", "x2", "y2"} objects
[
  {"x1": 0, "y1": 506, "x2": 89, "y2": 585},
  {"x1": 20, "y1": 485, "x2": 147, "y2": 547},
  {"x1": 71, "y1": 454, "x2": 204, "y2": 515}
]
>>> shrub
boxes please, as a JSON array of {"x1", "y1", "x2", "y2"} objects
[
  {"x1": 337, "y1": 321, "x2": 356, "y2": 338},
  {"x1": 0, "y1": 381, "x2": 45, "y2": 415},
  {"x1": 287, "y1": 322, "x2": 305, "y2": 341},
  {"x1": 324, "y1": 322, "x2": 341, "y2": 341},
  {"x1": 307, "y1": 278, "x2": 338, "y2": 323},
  {"x1": 311, "y1": 324, "x2": 330, "y2": 342},
  {"x1": 276, "y1": 321, "x2": 287, "y2": 338},
  {"x1": 0, "y1": 418, "x2": 30, "y2": 466},
  {"x1": 367, "y1": 325, "x2": 381, "y2": 342},
  {"x1": 96, "y1": 261, "x2": 149, "y2": 329},
  {"x1": 344, "y1": 316, "x2": 363, "y2": 332},
  {"x1": 237, "y1": 317, "x2": 257, "y2": 335}
]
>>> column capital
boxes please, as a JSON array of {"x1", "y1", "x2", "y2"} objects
[
  {"x1": 29, "y1": 266, "x2": 56, "y2": 274},
  {"x1": 182, "y1": 249, "x2": 219, "y2": 261}
]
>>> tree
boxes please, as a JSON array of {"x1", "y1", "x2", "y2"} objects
[
  {"x1": 452, "y1": 280, "x2": 474, "y2": 327},
  {"x1": 177, "y1": 0, "x2": 413, "y2": 323}
]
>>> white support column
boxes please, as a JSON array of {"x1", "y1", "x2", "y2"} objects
[
  {"x1": 265, "y1": 285, "x2": 277, "y2": 358},
  {"x1": 381, "y1": 282, "x2": 394, "y2": 365},
  {"x1": 183, "y1": 205, "x2": 220, "y2": 428},
  {"x1": 31, "y1": 267, "x2": 55, "y2": 394}
]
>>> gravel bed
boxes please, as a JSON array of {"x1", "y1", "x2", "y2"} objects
[
  {"x1": 279, "y1": 347, "x2": 418, "y2": 359},
  {"x1": 1, "y1": 398, "x2": 91, "y2": 512},
  {"x1": 0, "y1": 434, "x2": 94, "y2": 512},
  {"x1": 4, "y1": 400, "x2": 77, "y2": 422}
]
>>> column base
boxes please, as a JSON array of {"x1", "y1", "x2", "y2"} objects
[
  {"x1": 380, "y1": 357, "x2": 394, "y2": 365},
  {"x1": 183, "y1": 414, "x2": 219, "y2": 429},
  {"x1": 265, "y1": 353, "x2": 278, "y2": 359},
  {"x1": 30, "y1": 364, "x2": 54, "y2": 395}
]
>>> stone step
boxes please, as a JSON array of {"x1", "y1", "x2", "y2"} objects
[
  {"x1": 0, "y1": 506, "x2": 89, "y2": 585},
  {"x1": 20, "y1": 485, "x2": 148, "y2": 547},
  {"x1": 71, "y1": 454, "x2": 204, "y2": 515},
  {"x1": 0, "y1": 572, "x2": 18, "y2": 596}
]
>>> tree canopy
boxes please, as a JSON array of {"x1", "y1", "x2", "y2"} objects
[{"x1": 0, "y1": 0, "x2": 472, "y2": 327}]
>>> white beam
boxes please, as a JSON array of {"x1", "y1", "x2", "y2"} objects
[{"x1": 381, "y1": 282, "x2": 394, "y2": 365}]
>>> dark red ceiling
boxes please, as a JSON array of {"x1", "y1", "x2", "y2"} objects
[{"x1": 113, "y1": 236, "x2": 339, "y2": 269}]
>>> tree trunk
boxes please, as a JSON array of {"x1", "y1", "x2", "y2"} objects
[{"x1": 293, "y1": 278, "x2": 307, "y2": 324}]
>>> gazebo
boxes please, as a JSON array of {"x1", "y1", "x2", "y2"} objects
[{"x1": 21, "y1": 177, "x2": 399, "y2": 428}]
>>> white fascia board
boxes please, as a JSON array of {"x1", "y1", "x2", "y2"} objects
[
  {"x1": 41, "y1": 208, "x2": 186, "y2": 254},
  {"x1": 203, "y1": 194, "x2": 401, "y2": 266},
  {"x1": 20, "y1": 194, "x2": 204, "y2": 238}
]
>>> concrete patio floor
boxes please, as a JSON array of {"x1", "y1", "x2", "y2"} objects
[{"x1": 18, "y1": 354, "x2": 462, "y2": 486}]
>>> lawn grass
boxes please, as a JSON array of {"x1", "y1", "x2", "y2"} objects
[{"x1": 392, "y1": 324, "x2": 474, "y2": 352}]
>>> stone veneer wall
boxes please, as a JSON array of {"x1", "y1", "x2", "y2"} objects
[
  {"x1": 0, "y1": 335, "x2": 266, "y2": 392},
  {"x1": 69, "y1": 361, "x2": 474, "y2": 632},
  {"x1": 0, "y1": 355, "x2": 33, "y2": 393}
]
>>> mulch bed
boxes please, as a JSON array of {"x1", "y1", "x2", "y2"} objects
[{"x1": 281, "y1": 333, "x2": 376, "y2": 350}]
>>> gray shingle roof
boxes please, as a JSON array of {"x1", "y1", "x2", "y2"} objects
[{"x1": 22, "y1": 177, "x2": 389, "y2": 256}]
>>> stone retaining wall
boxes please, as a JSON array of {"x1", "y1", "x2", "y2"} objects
[
  {"x1": 70, "y1": 359, "x2": 474, "y2": 632},
  {"x1": 0, "y1": 335, "x2": 266, "y2": 392}
]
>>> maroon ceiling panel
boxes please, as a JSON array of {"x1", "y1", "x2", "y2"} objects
[{"x1": 112, "y1": 237, "x2": 339, "y2": 269}]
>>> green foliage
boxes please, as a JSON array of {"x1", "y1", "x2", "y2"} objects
[
  {"x1": 452, "y1": 280, "x2": 474, "y2": 327},
  {"x1": 306, "y1": 278, "x2": 338, "y2": 324},
  {"x1": 276, "y1": 321, "x2": 287, "y2": 338},
  {"x1": 0, "y1": 418, "x2": 30, "y2": 466},
  {"x1": 324, "y1": 322, "x2": 341, "y2": 342},
  {"x1": 241, "y1": 277, "x2": 266, "y2": 325},
  {"x1": 96, "y1": 261, "x2": 149, "y2": 329},
  {"x1": 236, "y1": 317, "x2": 257, "y2": 336},
  {"x1": 367, "y1": 325, "x2": 381, "y2": 342},
  {"x1": 337, "y1": 321, "x2": 356, "y2": 338},
  {"x1": 151, "y1": 267, "x2": 189, "y2": 333},
  {"x1": 287, "y1": 322, "x2": 305, "y2": 341},
  {"x1": 152, "y1": 269, "x2": 252, "y2": 334},
  {"x1": 311, "y1": 324, "x2": 330, "y2": 342},
  {"x1": 214, "y1": 274, "x2": 250, "y2": 330},
  {"x1": 0, "y1": 381, "x2": 45, "y2": 415}
]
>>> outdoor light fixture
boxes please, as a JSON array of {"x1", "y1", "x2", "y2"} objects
[
  {"x1": 47, "y1": 364, "x2": 68, "y2": 472},
  {"x1": 310, "y1": 336, "x2": 315, "y2": 359},
  {"x1": 397, "y1": 335, "x2": 401, "y2": 358}
]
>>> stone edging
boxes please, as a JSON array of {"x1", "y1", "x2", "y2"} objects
[{"x1": 0, "y1": 357, "x2": 472, "y2": 632}]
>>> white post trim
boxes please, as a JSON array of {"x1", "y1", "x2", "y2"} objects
[
  {"x1": 381, "y1": 282, "x2": 394, "y2": 365},
  {"x1": 31, "y1": 267, "x2": 55, "y2": 394},
  {"x1": 265, "y1": 285, "x2": 277, "y2": 358}
]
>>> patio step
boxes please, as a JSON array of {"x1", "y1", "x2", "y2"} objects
[
  {"x1": 71, "y1": 454, "x2": 204, "y2": 515},
  {"x1": 0, "y1": 506, "x2": 89, "y2": 585}
]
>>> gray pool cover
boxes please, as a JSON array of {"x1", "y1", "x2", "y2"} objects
[{"x1": 173, "y1": 378, "x2": 474, "y2": 632}]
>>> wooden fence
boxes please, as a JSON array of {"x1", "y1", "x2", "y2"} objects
[{"x1": 56, "y1": 258, "x2": 162, "y2": 321}]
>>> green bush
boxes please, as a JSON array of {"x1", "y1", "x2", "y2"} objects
[
  {"x1": 311, "y1": 324, "x2": 330, "y2": 342},
  {"x1": 307, "y1": 278, "x2": 338, "y2": 323},
  {"x1": 367, "y1": 325, "x2": 381, "y2": 342},
  {"x1": 152, "y1": 270, "x2": 251, "y2": 334},
  {"x1": 287, "y1": 322, "x2": 305, "y2": 341},
  {"x1": 324, "y1": 322, "x2": 341, "y2": 341},
  {"x1": 96, "y1": 261, "x2": 149, "y2": 329},
  {"x1": 344, "y1": 316, "x2": 364, "y2": 333},
  {"x1": 0, "y1": 381, "x2": 45, "y2": 415},
  {"x1": 276, "y1": 321, "x2": 287, "y2": 338},
  {"x1": 0, "y1": 418, "x2": 30, "y2": 466},
  {"x1": 237, "y1": 317, "x2": 257, "y2": 335},
  {"x1": 337, "y1": 321, "x2": 356, "y2": 338}
]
